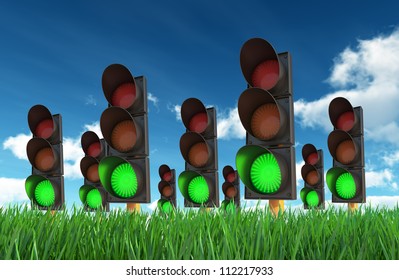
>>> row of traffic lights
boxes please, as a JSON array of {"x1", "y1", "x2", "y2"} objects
[{"x1": 24, "y1": 38, "x2": 365, "y2": 211}]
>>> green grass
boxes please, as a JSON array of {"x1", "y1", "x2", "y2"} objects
[{"x1": 0, "y1": 205, "x2": 398, "y2": 260}]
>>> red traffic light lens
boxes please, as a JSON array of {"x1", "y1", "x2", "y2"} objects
[
  {"x1": 251, "y1": 103, "x2": 280, "y2": 140},
  {"x1": 336, "y1": 139, "x2": 356, "y2": 164},
  {"x1": 35, "y1": 119, "x2": 54, "y2": 139},
  {"x1": 162, "y1": 171, "x2": 172, "y2": 182},
  {"x1": 306, "y1": 152, "x2": 319, "y2": 165},
  {"x1": 305, "y1": 170, "x2": 319, "y2": 186},
  {"x1": 111, "y1": 120, "x2": 136, "y2": 152},
  {"x1": 111, "y1": 83, "x2": 136, "y2": 109},
  {"x1": 188, "y1": 142, "x2": 208, "y2": 168},
  {"x1": 86, "y1": 164, "x2": 99, "y2": 182},
  {"x1": 34, "y1": 147, "x2": 55, "y2": 172},
  {"x1": 87, "y1": 142, "x2": 101, "y2": 158},
  {"x1": 226, "y1": 172, "x2": 236, "y2": 183},
  {"x1": 336, "y1": 111, "x2": 355, "y2": 131},
  {"x1": 189, "y1": 112, "x2": 208, "y2": 133},
  {"x1": 251, "y1": 60, "x2": 279, "y2": 90}
]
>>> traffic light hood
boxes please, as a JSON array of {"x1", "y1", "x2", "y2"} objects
[
  {"x1": 26, "y1": 138, "x2": 58, "y2": 173},
  {"x1": 180, "y1": 132, "x2": 212, "y2": 169},
  {"x1": 236, "y1": 145, "x2": 287, "y2": 194},
  {"x1": 238, "y1": 87, "x2": 286, "y2": 141},
  {"x1": 80, "y1": 156, "x2": 100, "y2": 183},
  {"x1": 326, "y1": 167, "x2": 359, "y2": 199},
  {"x1": 28, "y1": 104, "x2": 60, "y2": 144},
  {"x1": 98, "y1": 156, "x2": 143, "y2": 199},
  {"x1": 102, "y1": 64, "x2": 144, "y2": 113},
  {"x1": 178, "y1": 170, "x2": 214, "y2": 205},
  {"x1": 328, "y1": 130, "x2": 360, "y2": 166},
  {"x1": 240, "y1": 38, "x2": 285, "y2": 91},
  {"x1": 328, "y1": 97, "x2": 361, "y2": 134},
  {"x1": 81, "y1": 131, "x2": 106, "y2": 159}
]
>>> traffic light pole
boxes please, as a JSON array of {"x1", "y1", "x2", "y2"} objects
[
  {"x1": 349, "y1": 203, "x2": 358, "y2": 212},
  {"x1": 269, "y1": 200, "x2": 284, "y2": 217},
  {"x1": 127, "y1": 203, "x2": 140, "y2": 213}
]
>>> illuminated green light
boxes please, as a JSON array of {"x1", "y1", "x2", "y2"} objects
[
  {"x1": 250, "y1": 152, "x2": 281, "y2": 193},
  {"x1": 188, "y1": 176, "x2": 209, "y2": 204},
  {"x1": 34, "y1": 180, "x2": 55, "y2": 207},
  {"x1": 111, "y1": 163, "x2": 138, "y2": 198},
  {"x1": 306, "y1": 190, "x2": 320, "y2": 207},
  {"x1": 86, "y1": 189, "x2": 102, "y2": 209},
  {"x1": 161, "y1": 200, "x2": 173, "y2": 213},
  {"x1": 336, "y1": 172, "x2": 356, "y2": 199}
]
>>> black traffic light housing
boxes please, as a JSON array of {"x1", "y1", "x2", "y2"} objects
[
  {"x1": 178, "y1": 98, "x2": 219, "y2": 207},
  {"x1": 25, "y1": 105, "x2": 64, "y2": 210},
  {"x1": 221, "y1": 165, "x2": 240, "y2": 209},
  {"x1": 157, "y1": 164, "x2": 176, "y2": 213},
  {"x1": 79, "y1": 131, "x2": 110, "y2": 211},
  {"x1": 98, "y1": 64, "x2": 151, "y2": 204},
  {"x1": 326, "y1": 97, "x2": 365, "y2": 203},
  {"x1": 236, "y1": 38, "x2": 296, "y2": 201},
  {"x1": 300, "y1": 144, "x2": 325, "y2": 209}
]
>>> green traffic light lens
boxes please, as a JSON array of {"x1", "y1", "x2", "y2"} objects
[
  {"x1": 250, "y1": 152, "x2": 281, "y2": 194},
  {"x1": 86, "y1": 189, "x2": 102, "y2": 209},
  {"x1": 34, "y1": 180, "x2": 55, "y2": 207},
  {"x1": 161, "y1": 200, "x2": 173, "y2": 213},
  {"x1": 336, "y1": 172, "x2": 356, "y2": 199},
  {"x1": 188, "y1": 176, "x2": 209, "y2": 204},
  {"x1": 111, "y1": 163, "x2": 138, "y2": 198},
  {"x1": 306, "y1": 190, "x2": 320, "y2": 207}
]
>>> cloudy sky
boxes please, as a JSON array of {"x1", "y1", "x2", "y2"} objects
[{"x1": 1, "y1": 1, "x2": 399, "y2": 210}]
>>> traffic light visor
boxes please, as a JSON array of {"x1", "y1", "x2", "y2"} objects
[
  {"x1": 222, "y1": 165, "x2": 236, "y2": 183},
  {"x1": 28, "y1": 105, "x2": 55, "y2": 140},
  {"x1": 238, "y1": 88, "x2": 285, "y2": 140},
  {"x1": 329, "y1": 97, "x2": 356, "y2": 132},
  {"x1": 181, "y1": 98, "x2": 209, "y2": 133},
  {"x1": 326, "y1": 167, "x2": 357, "y2": 200},
  {"x1": 178, "y1": 171, "x2": 210, "y2": 204},
  {"x1": 27, "y1": 138, "x2": 56, "y2": 172},
  {"x1": 328, "y1": 130, "x2": 358, "y2": 165},
  {"x1": 25, "y1": 175, "x2": 55, "y2": 207},
  {"x1": 236, "y1": 145, "x2": 285, "y2": 194},
  {"x1": 81, "y1": 131, "x2": 103, "y2": 158},
  {"x1": 159, "y1": 164, "x2": 172, "y2": 181},
  {"x1": 180, "y1": 132, "x2": 211, "y2": 168},
  {"x1": 80, "y1": 156, "x2": 100, "y2": 183},
  {"x1": 99, "y1": 156, "x2": 141, "y2": 199},
  {"x1": 240, "y1": 38, "x2": 283, "y2": 90}
]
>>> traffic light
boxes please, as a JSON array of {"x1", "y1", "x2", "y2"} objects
[
  {"x1": 157, "y1": 164, "x2": 176, "y2": 213},
  {"x1": 79, "y1": 131, "x2": 109, "y2": 211},
  {"x1": 178, "y1": 98, "x2": 219, "y2": 207},
  {"x1": 299, "y1": 144, "x2": 325, "y2": 209},
  {"x1": 326, "y1": 97, "x2": 365, "y2": 203},
  {"x1": 25, "y1": 105, "x2": 64, "y2": 210},
  {"x1": 235, "y1": 38, "x2": 296, "y2": 200},
  {"x1": 220, "y1": 165, "x2": 240, "y2": 211},
  {"x1": 98, "y1": 64, "x2": 150, "y2": 203}
]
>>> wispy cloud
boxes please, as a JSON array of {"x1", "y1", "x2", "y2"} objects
[
  {"x1": 148, "y1": 92, "x2": 159, "y2": 111},
  {"x1": 0, "y1": 177, "x2": 28, "y2": 206},
  {"x1": 167, "y1": 103, "x2": 181, "y2": 120},
  {"x1": 85, "y1": 94, "x2": 97, "y2": 106}
]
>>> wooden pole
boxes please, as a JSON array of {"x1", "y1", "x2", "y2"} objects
[
  {"x1": 348, "y1": 203, "x2": 358, "y2": 212},
  {"x1": 269, "y1": 199, "x2": 284, "y2": 217},
  {"x1": 127, "y1": 203, "x2": 140, "y2": 213}
]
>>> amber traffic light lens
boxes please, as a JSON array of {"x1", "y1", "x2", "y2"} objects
[
  {"x1": 251, "y1": 103, "x2": 280, "y2": 140},
  {"x1": 161, "y1": 185, "x2": 173, "y2": 198},
  {"x1": 111, "y1": 120, "x2": 136, "y2": 152},
  {"x1": 34, "y1": 147, "x2": 55, "y2": 172},
  {"x1": 111, "y1": 83, "x2": 136, "y2": 109},
  {"x1": 305, "y1": 170, "x2": 319, "y2": 186},
  {"x1": 188, "y1": 142, "x2": 208, "y2": 167},
  {"x1": 336, "y1": 140, "x2": 356, "y2": 164},
  {"x1": 35, "y1": 119, "x2": 54, "y2": 139},
  {"x1": 86, "y1": 164, "x2": 99, "y2": 182},
  {"x1": 225, "y1": 186, "x2": 237, "y2": 199},
  {"x1": 251, "y1": 60, "x2": 279, "y2": 90}
]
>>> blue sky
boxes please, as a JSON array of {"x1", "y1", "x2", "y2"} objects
[{"x1": 1, "y1": 0, "x2": 399, "y2": 210}]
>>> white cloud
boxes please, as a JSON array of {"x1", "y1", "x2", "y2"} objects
[
  {"x1": 366, "y1": 168, "x2": 398, "y2": 190},
  {"x1": 2, "y1": 133, "x2": 31, "y2": 160},
  {"x1": 167, "y1": 104, "x2": 181, "y2": 120},
  {"x1": 382, "y1": 150, "x2": 399, "y2": 167},
  {"x1": 63, "y1": 137, "x2": 84, "y2": 180},
  {"x1": 0, "y1": 177, "x2": 28, "y2": 206},
  {"x1": 148, "y1": 92, "x2": 159, "y2": 108},
  {"x1": 83, "y1": 121, "x2": 102, "y2": 138},
  {"x1": 296, "y1": 160, "x2": 304, "y2": 188},
  {"x1": 217, "y1": 107, "x2": 246, "y2": 140},
  {"x1": 147, "y1": 200, "x2": 158, "y2": 211},
  {"x1": 295, "y1": 29, "x2": 399, "y2": 145},
  {"x1": 365, "y1": 196, "x2": 399, "y2": 208},
  {"x1": 85, "y1": 95, "x2": 97, "y2": 106}
]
